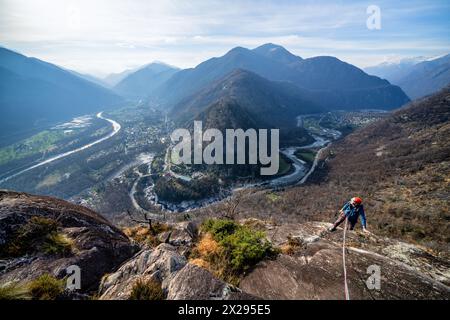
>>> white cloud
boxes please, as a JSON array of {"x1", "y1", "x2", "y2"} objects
[{"x1": 0, "y1": 0, "x2": 448, "y2": 75}]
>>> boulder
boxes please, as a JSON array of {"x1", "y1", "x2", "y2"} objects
[
  {"x1": 159, "y1": 221, "x2": 198, "y2": 247},
  {"x1": 0, "y1": 190, "x2": 136, "y2": 291},
  {"x1": 166, "y1": 263, "x2": 255, "y2": 300},
  {"x1": 99, "y1": 243, "x2": 186, "y2": 299}
]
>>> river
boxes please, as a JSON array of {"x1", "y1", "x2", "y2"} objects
[{"x1": 0, "y1": 112, "x2": 121, "y2": 184}]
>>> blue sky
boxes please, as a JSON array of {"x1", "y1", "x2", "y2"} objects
[{"x1": 0, "y1": 0, "x2": 449, "y2": 76}]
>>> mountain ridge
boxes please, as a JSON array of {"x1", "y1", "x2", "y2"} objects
[
  {"x1": 152, "y1": 43, "x2": 409, "y2": 111},
  {"x1": 0, "y1": 47, "x2": 122, "y2": 139}
]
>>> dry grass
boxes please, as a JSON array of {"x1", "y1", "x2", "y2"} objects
[
  {"x1": 123, "y1": 223, "x2": 171, "y2": 247},
  {"x1": 129, "y1": 278, "x2": 164, "y2": 300},
  {"x1": 189, "y1": 258, "x2": 211, "y2": 269},
  {"x1": 196, "y1": 233, "x2": 221, "y2": 256}
]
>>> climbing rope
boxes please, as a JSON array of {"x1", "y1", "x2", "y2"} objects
[{"x1": 342, "y1": 217, "x2": 350, "y2": 300}]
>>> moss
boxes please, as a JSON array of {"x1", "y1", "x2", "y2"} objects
[
  {"x1": 28, "y1": 274, "x2": 65, "y2": 300},
  {"x1": 129, "y1": 279, "x2": 164, "y2": 300}
]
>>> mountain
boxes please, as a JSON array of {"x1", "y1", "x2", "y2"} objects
[
  {"x1": 153, "y1": 44, "x2": 409, "y2": 110},
  {"x1": 0, "y1": 48, "x2": 121, "y2": 138},
  {"x1": 171, "y1": 69, "x2": 325, "y2": 128},
  {"x1": 396, "y1": 54, "x2": 450, "y2": 99},
  {"x1": 364, "y1": 56, "x2": 430, "y2": 83},
  {"x1": 103, "y1": 69, "x2": 136, "y2": 87},
  {"x1": 193, "y1": 98, "x2": 263, "y2": 131},
  {"x1": 113, "y1": 62, "x2": 179, "y2": 99},
  {"x1": 365, "y1": 55, "x2": 450, "y2": 99},
  {"x1": 251, "y1": 43, "x2": 303, "y2": 65},
  {"x1": 67, "y1": 70, "x2": 109, "y2": 88},
  {"x1": 153, "y1": 45, "x2": 298, "y2": 106}
]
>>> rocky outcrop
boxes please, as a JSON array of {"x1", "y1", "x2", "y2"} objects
[
  {"x1": 99, "y1": 243, "x2": 254, "y2": 300},
  {"x1": 167, "y1": 263, "x2": 255, "y2": 300},
  {"x1": 99, "y1": 244, "x2": 186, "y2": 299},
  {"x1": 158, "y1": 221, "x2": 198, "y2": 247},
  {"x1": 239, "y1": 221, "x2": 450, "y2": 300},
  {"x1": 2, "y1": 190, "x2": 448, "y2": 300},
  {"x1": 0, "y1": 190, "x2": 136, "y2": 291}
]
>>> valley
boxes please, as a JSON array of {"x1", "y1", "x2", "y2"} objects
[{"x1": 0, "y1": 106, "x2": 387, "y2": 218}]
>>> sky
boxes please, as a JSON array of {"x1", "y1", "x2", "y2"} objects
[{"x1": 1, "y1": 0, "x2": 449, "y2": 77}]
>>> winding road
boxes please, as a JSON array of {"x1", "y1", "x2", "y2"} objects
[{"x1": 0, "y1": 112, "x2": 121, "y2": 184}]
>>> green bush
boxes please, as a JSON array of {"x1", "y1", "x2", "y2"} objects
[
  {"x1": 199, "y1": 219, "x2": 274, "y2": 281},
  {"x1": 220, "y1": 227, "x2": 273, "y2": 273},
  {"x1": 202, "y1": 219, "x2": 239, "y2": 241},
  {"x1": 129, "y1": 279, "x2": 164, "y2": 300},
  {"x1": 28, "y1": 274, "x2": 64, "y2": 300}
]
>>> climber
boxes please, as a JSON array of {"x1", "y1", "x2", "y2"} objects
[{"x1": 328, "y1": 197, "x2": 368, "y2": 232}]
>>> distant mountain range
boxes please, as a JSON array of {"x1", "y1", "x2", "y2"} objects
[
  {"x1": 150, "y1": 44, "x2": 409, "y2": 111},
  {"x1": 113, "y1": 62, "x2": 179, "y2": 99},
  {"x1": 0, "y1": 47, "x2": 121, "y2": 139},
  {"x1": 365, "y1": 54, "x2": 450, "y2": 99},
  {"x1": 0, "y1": 43, "x2": 416, "y2": 142},
  {"x1": 364, "y1": 56, "x2": 430, "y2": 83},
  {"x1": 103, "y1": 68, "x2": 136, "y2": 87}
]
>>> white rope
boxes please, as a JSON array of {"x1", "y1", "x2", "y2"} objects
[{"x1": 342, "y1": 217, "x2": 350, "y2": 300}]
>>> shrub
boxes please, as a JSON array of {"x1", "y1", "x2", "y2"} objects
[
  {"x1": 220, "y1": 227, "x2": 272, "y2": 273},
  {"x1": 28, "y1": 274, "x2": 64, "y2": 300},
  {"x1": 193, "y1": 219, "x2": 274, "y2": 284},
  {"x1": 201, "y1": 219, "x2": 239, "y2": 241},
  {"x1": 129, "y1": 279, "x2": 164, "y2": 300}
]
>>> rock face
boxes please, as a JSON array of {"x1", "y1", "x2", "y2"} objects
[
  {"x1": 167, "y1": 263, "x2": 255, "y2": 300},
  {"x1": 99, "y1": 244, "x2": 186, "y2": 299},
  {"x1": 239, "y1": 221, "x2": 450, "y2": 300},
  {"x1": 0, "y1": 190, "x2": 136, "y2": 291},
  {"x1": 2, "y1": 190, "x2": 448, "y2": 300},
  {"x1": 99, "y1": 243, "x2": 254, "y2": 300}
]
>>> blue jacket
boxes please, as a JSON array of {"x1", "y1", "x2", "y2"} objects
[{"x1": 341, "y1": 202, "x2": 366, "y2": 228}]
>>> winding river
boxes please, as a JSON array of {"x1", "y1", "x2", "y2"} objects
[{"x1": 0, "y1": 112, "x2": 121, "y2": 184}]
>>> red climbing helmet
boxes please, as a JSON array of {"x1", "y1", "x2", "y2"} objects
[{"x1": 351, "y1": 197, "x2": 362, "y2": 205}]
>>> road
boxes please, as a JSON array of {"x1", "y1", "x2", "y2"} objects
[{"x1": 0, "y1": 112, "x2": 121, "y2": 184}]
